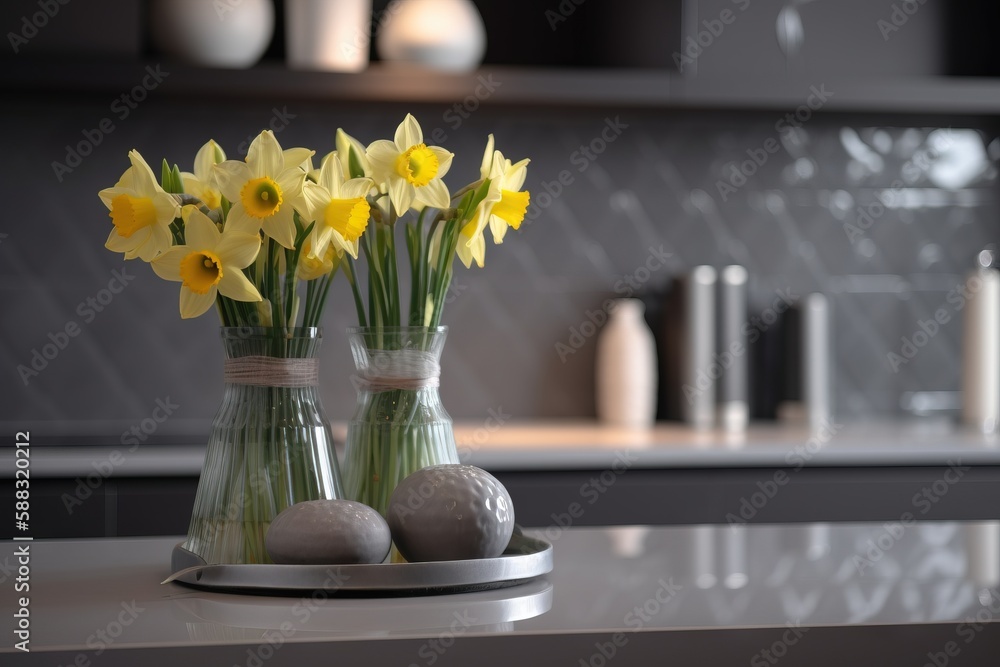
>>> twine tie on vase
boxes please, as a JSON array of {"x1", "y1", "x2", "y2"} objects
[
  {"x1": 224, "y1": 356, "x2": 320, "y2": 387},
  {"x1": 352, "y1": 349, "x2": 441, "y2": 392}
]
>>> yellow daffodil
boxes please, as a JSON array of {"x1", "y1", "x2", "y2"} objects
[
  {"x1": 151, "y1": 208, "x2": 262, "y2": 319},
  {"x1": 297, "y1": 237, "x2": 341, "y2": 281},
  {"x1": 181, "y1": 140, "x2": 226, "y2": 210},
  {"x1": 336, "y1": 128, "x2": 371, "y2": 178},
  {"x1": 98, "y1": 150, "x2": 180, "y2": 262},
  {"x1": 367, "y1": 114, "x2": 453, "y2": 214},
  {"x1": 212, "y1": 130, "x2": 313, "y2": 249},
  {"x1": 302, "y1": 152, "x2": 374, "y2": 260},
  {"x1": 478, "y1": 134, "x2": 531, "y2": 244},
  {"x1": 452, "y1": 136, "x2": 529, "y2": 269}
]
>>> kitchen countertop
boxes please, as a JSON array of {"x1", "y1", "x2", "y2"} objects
[
  {"x1": 5, "y1": 420, "x2": 1000, "y2": 478},
  {"x1": 3, "y1": 522, "x2": 1000, "y2": 666}
]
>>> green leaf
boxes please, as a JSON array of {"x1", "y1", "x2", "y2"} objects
[
  {"x1": 348, "y1": 146, "x2": 366, "y2": 179},
  {"x1": 456, "y1": 190, "x2": 475, "y2": 221},
  {"x1": 171, "y1": 164, "x2": 184, "y2": 194},
  {"x1": 463, "y1": 178, "x2": 492, "y2": 220}
]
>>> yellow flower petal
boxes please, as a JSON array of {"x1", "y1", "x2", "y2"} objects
[
  {"x1": 282, "y1": 147, "x2": 315, "y2": 172},
  {"x1": 179, "y1": 285, "x2": 217, "y2": 319},
  {"x1": 213, "y1": 161, "x2": 252, "y2": 202},
  {"x1": 414, "y1": 178, "x2": 450, "y2": 210},
  {"x1": 247, "y1": 130, "x2": 284, "y2": 178},
  {"x1": 387, "y1": 177, "x2": 414, "y2": 215},
  {"x1": 479, "y1": 134, "x2": 495, "y2": 178},
  {"x1": 218, "y1": 268, "x2": 262, "y2": 302},
  {"x1": 127, "y1": 150, "x2": 159, "y2": 195},
  {"x1": 184, "y1": 209, "x2": 222, "y2": 250},
  {"x1": 105, "y1": 226, "x2": 134, "y2": 253},
  {"x1": 394, "y1": 113, "x2": 424, "y2": 150},
  {"x1": 427, "y1": 146, "x2": 454, "y2": 179},
  {"x1": 216, "y1": 232, "x2": 262, "y2": 270},
  {"x1": 456, "y1": 221, "x2": 485, "y2": 268},
  {"x1": 224, "y1": 205, "x2": 262, "y2": 236},
  {"x1": 194, "y1": 140, "x2": 226, "y2": 182},
  {"x1": 262, "y1": 206, "x2": 297, "y2": 249},
  {"x1": 151, "y1": 246, "x2": 189, "y2": 282}
]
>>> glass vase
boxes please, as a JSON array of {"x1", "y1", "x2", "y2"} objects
[
  {"x1": 342, "y1": 326, "x2": 459, "y2": 517},
  {"x1": 182, "y1": 327, "x2": 344, "y2": 565}
]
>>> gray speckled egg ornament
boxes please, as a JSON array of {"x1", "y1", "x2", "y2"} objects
[
  {"x1": 388, "y1": 464, "x2": 515, "y2": 562},
  {"x1": 265, "y1": 499, "x2": 391, "y2": 564}
]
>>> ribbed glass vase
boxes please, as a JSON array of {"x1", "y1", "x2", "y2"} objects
[
  {"x1": 182, "y1": 327, "x2": 344, "y2": 565},
  {"x1": 342, "y1": 327, "x2": 459, "y2": 517}
]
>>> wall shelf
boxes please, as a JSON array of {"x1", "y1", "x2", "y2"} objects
[{"x1": 6, "y1": 58, "x2": 1000, "y2": 116}]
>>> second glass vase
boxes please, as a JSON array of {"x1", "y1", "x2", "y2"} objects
[{"x1": 342, "y1": 326, "x2": 459, "y2": 517}]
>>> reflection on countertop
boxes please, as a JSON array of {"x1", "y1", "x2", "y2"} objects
[{"x1": 3, "y1": 521, "x2": 998, "y2": 654}]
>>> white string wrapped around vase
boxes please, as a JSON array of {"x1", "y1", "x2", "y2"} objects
[{"x1": 352, "y1": 348, "x2": 441, "y2": 392}]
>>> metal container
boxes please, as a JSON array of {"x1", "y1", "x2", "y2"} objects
[
  {"x1": 718, "y1": 266, "x2": 749, "y2": 431},
  {"x1": 803, "y1": 293, "x2": 833, "y2": 429},
  {"x1": 664, "y1": 266, "x2": 717, "y2": 428}
]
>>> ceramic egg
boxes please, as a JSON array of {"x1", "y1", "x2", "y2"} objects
[
  {"x1": 265, "y1": 499, "x2": 391, "y2": 565},
  {"x1": 388, "y1": 464, "x2": 514, "y2": 562}
]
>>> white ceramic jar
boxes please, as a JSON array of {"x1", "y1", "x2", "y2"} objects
[
  {"x1": 149, "y1": 0, "x2": 275, "y2": 69},
  {"x1": 595, "y1": 299, "x2": 658, "y2": 427},
  {"x1": 285, "y1": 0, "x2": 372, "y2": 72},
  {"x1": 376, "y1": 0, "x2": 486, "y2": 72}
]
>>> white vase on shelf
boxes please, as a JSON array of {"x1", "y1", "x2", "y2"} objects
[
  {"x1": 149, "y1": 0, "x2": 275, "y2": 69},
  {"x1": 595, "y1": 299, "x2": 657, "y2": 428},
  {"x1": 285, "y1": 0, "x2": 372, "y2": 72},
  {"x1": 376, "y1": 0, "x2": 486, "y2": 72}
]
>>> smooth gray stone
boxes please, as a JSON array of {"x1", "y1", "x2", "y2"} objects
[
  {"x1": 266, "y1": 499, "x2": 391, "y2": 565},
  {"x1": 388, "y1": 464, "x2": 515, "y2": 562}
]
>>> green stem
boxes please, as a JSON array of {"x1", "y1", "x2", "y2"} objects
[{"x1": 344, "y1": 258, "x2": 368, "y2": 328}]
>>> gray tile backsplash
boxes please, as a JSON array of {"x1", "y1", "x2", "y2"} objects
[{"x1": 1, "y1": 94, "x2": 997, "y2": 437}]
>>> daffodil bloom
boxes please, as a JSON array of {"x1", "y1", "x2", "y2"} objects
[
  {"x1": 151, "y1": 208, "x2": 262, "y2": 319},
  {"x1": 213, "y1": 130, "x2": 313, "y2": 249},
  {"x1": 296, "y1": 237, "x2": 341, "y2": 281},
  {"x1": 98, "y1": 150, "x2": 180, "y2": 262},
  {"x1": 302, "y1": 152, "x2": 374, "y2": 260},
  {"x1": 181, "y1": 140, "x2": 226, "y2": 210},
  {"x1": 478, "y1": 134, "x2": 531, "y2": 244},
  {"x1": 367, "y1": 114, "x2": 453, "y2": 214}
]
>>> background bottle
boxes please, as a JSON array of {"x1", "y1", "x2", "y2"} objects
[
  {"x1": 961, "y1": 254, "x2": 1000, "y2": 434},
  {"x1": 596, "y1": 298, "x2": 658, "y2": 427}
]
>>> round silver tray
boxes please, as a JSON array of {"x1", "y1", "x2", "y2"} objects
[{"x1": 165, "y1": 533, "x2": 553, "y2": 596}]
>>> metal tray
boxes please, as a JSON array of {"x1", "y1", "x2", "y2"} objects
[{"x1": 165, "y1": 533, "x2": 552, "y2": 597}]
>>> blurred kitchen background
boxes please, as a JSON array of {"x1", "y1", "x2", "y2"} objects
[{"x1": 2, "y1": 0, "x2": 1000, "y2": 441}]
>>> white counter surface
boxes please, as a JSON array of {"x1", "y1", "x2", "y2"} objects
[{"x1": 2, "y1": 522, "x2": 1000, "y2": 665}]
